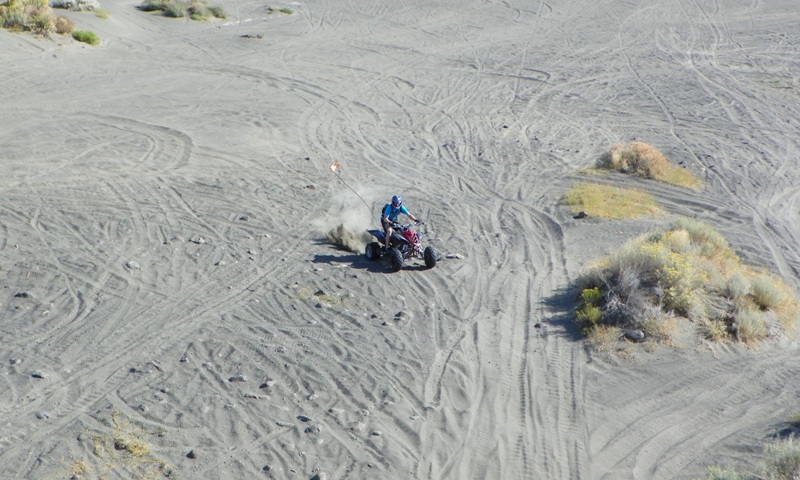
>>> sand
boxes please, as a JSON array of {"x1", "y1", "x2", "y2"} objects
[{"x1": 1, "y1": 0, "x2": 800, "y2": 478}]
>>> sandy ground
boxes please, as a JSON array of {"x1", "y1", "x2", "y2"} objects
[{"x1": 2, "y1": 0, "x2": 800, "y2": 479}]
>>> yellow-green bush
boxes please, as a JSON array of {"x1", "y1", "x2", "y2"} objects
[
  {"x1": 0, "y1": 0, "x2": 55, "y2": 34},
  {"x1": 576, "y1": 218, "x2": 799, "y2": 346}
]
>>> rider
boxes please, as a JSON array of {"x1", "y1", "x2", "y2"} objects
[{"x1": 381, "y1": 195, "x2": 419, "y2": 251}]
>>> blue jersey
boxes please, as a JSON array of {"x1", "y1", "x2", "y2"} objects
[{"x1": 382, "y1": 204, "x2": 409, "y2": 222}]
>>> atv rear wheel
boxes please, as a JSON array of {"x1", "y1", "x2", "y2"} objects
[
  {"x1": 388, "y1": 247, "x2": 404, "y2": 272},
  {"x1": 365, "y1": 242, "x2": 382, "y2": 261},
  {"x1": 423, "y1": 246, "x2": 438, "y2": 269}
]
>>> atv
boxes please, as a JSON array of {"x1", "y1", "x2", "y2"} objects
[{"x1": 365, "y1": 222, "x2": 438, "y2": 272}]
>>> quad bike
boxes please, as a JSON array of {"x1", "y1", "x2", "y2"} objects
[{"x1": 365, "y1": 222, "x2": 438, "y2": 272}]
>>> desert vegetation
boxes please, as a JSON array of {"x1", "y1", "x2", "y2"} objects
[
  {"x1": 267, "y1": 6, "x2": 294, "y2": 14},
  {"x1": 597, "y1": 141, "x2": 702, "y2": 189},
  {"x1": 72, "y1": 29, "x2": 99, "y2": 45},
  {"x1": 706, "y1": 437, "x2": 800, "y2": 480},
  {"x1": 138, "y1": 0, "x2": 226, "y2": 20},
  {"x1": 1, "y1": 0, "x2": 59, "y2": 34},
  {"x1": 575, "y1": 217, "x2": 799, "y2": 347},
  {"x1": 565, "y1": 182, "x2": 662, "y2": 219}
]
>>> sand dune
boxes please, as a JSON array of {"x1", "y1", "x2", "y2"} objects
[{"x1": 2, "y1": 0, "x2": 800, "y2": 478}]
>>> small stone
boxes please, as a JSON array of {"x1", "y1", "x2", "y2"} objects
[
  {"x1": 262, "y1": 465, "x2": 271, "y2": 472},
  {"x1": 215, "y1": 261, "x2": 226, "y2": 266},
  {"x1": 125, "y1": 261, "x2": 140, "y2": 270},
  {"x1": 304, "y1": 425, "x2": 320, "y2": 434},
  {"x1": 179, "y1": 356, "x2": 188, "y2": 363},
  {"x1": 573, "y1": 211, "x2": 587, "y2": 219},
  {"x1": 10, "y1": 358, "x2": 22, "y2": 365},
  {"x1": 229, "y1": 375, "x2": 247, "y2": 383},
  {"x1": 534, "y1": 323, "x2": 542, "y2": 329},
  {"x1": 35, "y1": 411, "x2": 49, "y2": 420},
  {"x1": 114, "y1": 438, "x2": 128, "y2": 450},
  {"x1": 239, "y1": 215, "x2": 250, "y2": 221},
  {"x1": 31, "y1": 372, "x2": 46, "y2": 379},
  {"x1": 297, "y1": 415, "x2": 311, "y2": 422},
  {"x1": 371, "y1": 430, "x2": 382, "y2": 436},
  {"x1": 186, "y1": 449, "x2": 198, "y2": 459},
  {"x1": 14, "y1": 292, "x2": 31, "y2": 298},
  {"x1": 445, "y1": 253, "x2": 464, "y2": 259},
  {"x1": 190, "y1": 237, "x2": 207, "y2": 244}
]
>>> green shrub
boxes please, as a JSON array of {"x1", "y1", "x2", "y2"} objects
[
  {"x1": 761, "y1": 439, "x2": 800, "y2": 479},
  {"x1": 705, "y1": 465, "x2": 747, "y2": 480},
  {"x1": 163, "y1": 2, "x2": 186, "y2": 17},
  {"x1": 733, "y1": 309, "x2": 766, "y2": 344},
  {"x1": 139, "y1": 0, "x2": 169, "y2": 11},
  {"x1": 751, "y1": 276, "x2": 785, "y2": 309},
  {"x1": 725, "y1": 273, "x2": 750, "y2": 300},
  {"x1": 72, "y1": 29, "x2": 99, "y2": 45},
  {"x1": 208, "y1": 5, "x2": 225, "y2": 17}
]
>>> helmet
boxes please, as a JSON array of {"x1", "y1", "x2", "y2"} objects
[{"x1": 391, "y1": 195, "x2": 402, "y2": 206}]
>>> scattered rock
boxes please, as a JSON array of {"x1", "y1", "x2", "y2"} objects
[
  {"x1": 14, "y1": 292, "x2": 31, "y2": 298},
  {"x1": 244, "y1": 393, "x2": 268, "y2": 400},
  {"x1": 240, "y1": 34, "x2": 263, "y2": 39},
  {"x1": 262, "y1": 464, "x2": 272, "y2": 472},
  {"x1": 622, "y1": 330, "x2": 645, "y2": 342},
  {"x1": 50, "y1": 0, "x2": 100, "y2": 11},
  {"x1": 573, "y1": 211, "x2": 587, "y2": 219},
  {"x1": 190, "y1": 237, "x2": 207, "y2": 244},
  {"x1": 297, "y1": 415, "x2": 312, "y2": 422},
  {"x1": 304, "y1": 425, "x2": 320, "y2": 434},
  {"x1": 305, "y1": 185, "x2": 316, "y2": 189},
  {"x1": 10, "y1": 358, "x2": 22, "y2": 365},
  {"x1": 179, "y1": 356, "x2": 188, "y2": 363},
  {"x1": 370, "y1": 430, "x2": 382, "y2": 436},
  {"x1": 186, "y1": 449, "x2": 198, "y2": 459},
  {"x1": 534, "y1": 323, "x2": 542, "y2": 329},
  {"x1": 310, "y1": 473, "x2": 328, "y2": 480},
  {"x1": 31, "y1": 371, "x2": 47, "y2": 379},
  {"x1": 124, "y1": 260, "x2": 140, "y2": 270},
  {"x1": 445, "y1": 253, "x2": 464, "y2": 259},
  {"x1": 229, "y1": 375, "x2": 247, "y2": 383},
  {"x1": 114, "y1": 438, "x2": 128, "y2": 450},
  {"x1": 35, "y1": 411, "x2": 49, "y2": 420},
  {"x1": 276, "y1": 420, "x2": 294, "y2": 427},
  {"x1": 239, "y1": 215, "x2": 250, "y2": 221}
]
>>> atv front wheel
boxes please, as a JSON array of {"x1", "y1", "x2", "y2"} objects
[
  {"x1": 423, "y1": 246, "x2": 438, "y2": 269},
  {"x1": 365, "y1": 242, "x2": 382, "y2": 261},
  {"x1": 388, "y1": 247, "x2": 404, "y2": 272}
]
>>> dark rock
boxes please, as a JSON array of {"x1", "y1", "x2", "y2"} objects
[
  {"x1": 573, "y1": 211, "x2": 587, "y2": 219},
  {"x1": 14, "y1": 292, "x2": 31, "y2": 298},
  {"x1": 31, "y1": 372, "x2": 46, "y2": 379},
  {"x1": 187, "y1": 449, "x2": 198, "y2": 459},
  {"x1": 534, "y1": 323, "x2": 542, "y2": 329},
  {"x1": 297, "y1": 415, "x2": 311, "y2": 422},
  {"x1": 622, "y1": 330, "x2": 645, "y2": 342},
  {"x1": 229, "y1": 375, "x2": 247, "y2": 383}
]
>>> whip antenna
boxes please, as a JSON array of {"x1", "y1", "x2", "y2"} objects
[{"x1": 329, "y1": 162, "x2": 372, "y2": 214}]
